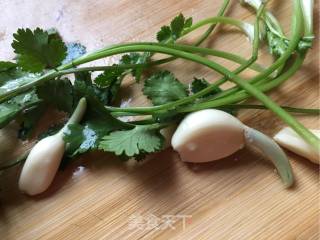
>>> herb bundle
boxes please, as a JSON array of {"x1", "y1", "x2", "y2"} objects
[{"x1": 0, "y1": 0, "x2": 319, "y2": 170}]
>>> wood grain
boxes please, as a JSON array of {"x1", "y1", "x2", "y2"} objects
[{"x1": 0, "y1": 0, "x2": 319, "y2": 239}]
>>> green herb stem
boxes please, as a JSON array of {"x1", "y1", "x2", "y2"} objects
[
  {"x1": 219, "y1": 104, "x2": 320, "y2": 115},
  {"x1": 84, "y1": 43, "x2": 318, "y2": 149},
  {"x1": 182, "y1": 16, "x2": 254, "y2": 40},
  {"x1": 194, "y1": 0, "x2": 231, "y2": 46}
]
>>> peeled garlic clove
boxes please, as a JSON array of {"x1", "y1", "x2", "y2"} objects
[
  {"x1": 171, "y1": 109, "x2": 294, "y2": 187},
  {"x1": 274, "y1": 127, "x2": 320, "y2": 164},
  {"x1": 18, "y1": 134, "x2": 65, "y2": 195},
  {"x1": 244, "y1": 126, "x2": 294, "y2": 187},
  {"x1": 19, "y1": 98, "x2": 87, "y2": 195},
  {"x1": 171, "y1": 109, "x2": 245, "y2": 162}
]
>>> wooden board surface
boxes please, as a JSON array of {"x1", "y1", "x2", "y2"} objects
[{"x1": 0, "y1": 0, "x2": 319, "y2": 239}]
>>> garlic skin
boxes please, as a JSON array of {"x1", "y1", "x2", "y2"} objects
[
  {"x1": 18, "y1": 98, "x2": 87, "y2": 195},
  {"x1": 18, "y1": 133, "x2": 65, "y2": 195},
  {"x1": 171, "y1": 109, "x2": 245, "y2": 162},
  {"x1": 274, "y1": 127, "x2": 320, "y2": 164}
]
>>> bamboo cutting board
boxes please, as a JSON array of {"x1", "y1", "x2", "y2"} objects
[{"x1": 0, "y1": 0, "x2": 319, "y2": 239}]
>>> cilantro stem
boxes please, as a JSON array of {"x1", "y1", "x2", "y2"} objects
[
  {"x1": 218, "y1": 104, "x2": 320, "y2": 115},
  {"x1": 178, "y1": 53, "x2": 306, "y2": 112},
  {"x1": 194, "y1": 0, "x2": 231, "y2": 46},
  {"x1": 182, "y1": 16, "x2": 255, "y2": 41},
  {"x1": 0, "y1": 43, "x2": 264, "y2": 104},
  {"x1": 80, "y1": 42, "x2": 318, "y2": 149},
  {"x1": 0, "y1": 7, "x2": 259, "y2": 104},
  {"x1": 57, "y1": 46, "x2": 264, "y2": 75},
  {"x1": 111, "y1": 102, "x2": 320, "y2": 117},
  {"x1": 52, "y1": 1, "x2": 319, "y2": 150},
  {"x1": 106, "y1": 3, "x2": 265, "y2": 112},
  {"x1": 107, "y1": 53, "x2": 305, "y2": 117},
  {"x1": 206, "y1": 0, "x2": 305, "y2": 101},
  {"x1": 69, "y1": 3, "x2": 266, "y2": 116},
  {"x1": 156, "y1": 0, "x2": 231, "y2": 63}
]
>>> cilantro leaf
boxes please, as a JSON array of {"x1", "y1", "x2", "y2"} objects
[
  {"x1": 156, "y1": 26, "x2": 171, "y2": 43},
  {"x1": 94, "y1": 67, "x2": 125, "y2": 103},
  {"x1": 99, "y1": 125, "x2": 164, "y2": 157},
  {"x1": 184, "y1": 17, "x2": 193, "y2": 28},
  {"x1": 157, "y1": 14, "x2": 193, "y2": 42},
  {"x1": 75, "y1": 71, "x2": 92, "y2": 85},
  {"x1": 143, "y1": 71, "x2": 188, "y2": 105},
  {"x1": 64, "y1": 119, "x2": 120, "y2": 156},
  {"x1": 36, "y1": 78, "x2": 74, "y2": 113},
  {"x1": 190, "y1": 78, "x2": 222, "y2": 98},
  {"x1": 18, "y1": 104, "x2": 44, "y2": 140},
  {"x1": 11, "y1": 28, "x2": 67, "y2": 72},
  {"x1": 75, "y1": 71, "x2": 120, "y2": 105},
  {"x1": 62, "y1": 42, "x2": 87, "y2": 64},
  {"x1": 63, "y1": 86, "x2": 130, "y2": 156},
  {"x1": 170, "y1": 14, "x2": 186, "y2": 40},
  {"x1": 120, "y1": 52, "x2": 151, "y2": 82},
  {"x1": 73, "y1": 74, "x2": 130, "y2": 126},
  {"x1": 94, "y1": 68, "x2": 124, "y2": 87},
  {"x1": 266, "y1": 31, "x2": 289, "y2": 57},
  {"x1": 0, "y1": 90, "x2": 40, "y2": 128},
  {"x1": 0, "y1": 69, "x2": 40, "y2": 94},
  {"x1": 0, "y1": 61, "x2": 17, "y2": 72}
]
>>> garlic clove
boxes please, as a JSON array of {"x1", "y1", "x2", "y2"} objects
[
  {"x1": 18, "y1": 98, "x2": 87, "y2": 195},
  {"x1": 19, "y1": 134, "x2": 65, "y2": 195},
  {"x1": 274, "y1": 127, "x2": 320, "y2": 164},
  {"x1": 171, "y1": 109, "x2": 245, "y2": 162}
]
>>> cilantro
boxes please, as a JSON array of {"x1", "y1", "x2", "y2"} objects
[
  {"x1": 94, "y1": 68, "x2": 124, "y2": 103},
  {"x1": 156, "y1": 26, "x2": 171, "y2": 43},
  {"x1": 266, "y1": 32, "x2": 289, "y2": 57},
  {"x1": 18, "y1": 104, "x2": 44, "y2": 139},
  {"x1": 11, "y1": 28, "x2": 67, "y2": 72},
  {"x1": 0, "y1": 61, "x2": 17, "y2": 72},
  {"x1": 157, "y1": 14, "x2": 193, "y2": 42},
  {"x1": 63, "y1": 93, "x2": 130, "y2": 156},
  {"x1": 143, "y1": 71, "x2": 188, "y2": 105},
  {"x1": 0, "y1": 1, "x2": 315, "y2": 179},
  {"x1": 99, "y1": 125, "x2": 164, "y2": 157},
  {"x1": 120, "y1": 52, "x2": 151, "y2": 82},
  {"x1": 74, "y1": 69, "x2": 124, "y2": 106},
  {"x1": 64, "y1": 120, "x2": 119, "y2": 156},
  {"x1": 94, "y1": 68, "x2": 124, "y2": 87},
  {"x1": 73, "y1": 73, "x2": 129, "y2": 126},
  {"x1": 37, "y1": 78, "x2": 74, "y2": 113},
  {"x1": 190, "y1": 78, "x2": 222, "y2": 98},
  {"x1": 0, "y1": 90, "x2": 40, "y2": 128},
  {"x1": 0, "y1": 69, "x2": 40, "y2": 94},
  {"x1": 75, "y1": 71, "x2": 92, "y2": 85}
]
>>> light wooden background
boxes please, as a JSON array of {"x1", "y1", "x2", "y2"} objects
[{"x1": 0, "y1": 0, "x2": 319, "y2": 239}]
